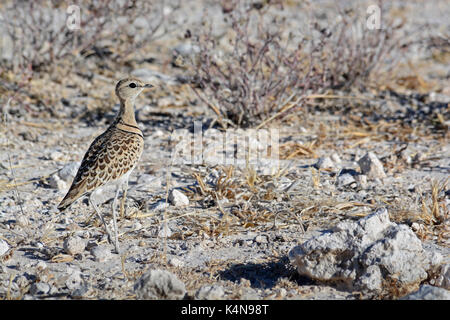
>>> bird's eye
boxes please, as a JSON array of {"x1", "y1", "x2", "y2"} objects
[{"x1": 129, "y1": 83, "x2": 137, "y2": 88}]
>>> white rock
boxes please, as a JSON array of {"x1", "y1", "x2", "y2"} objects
[
  {"x1": 63, "y1": 236, "x2": 86, "y2": 255},
  {"x1": 58, "y1": 162, "x2": 79, "y2": 182},
  {"x1": 158, "y1": 223, "x2": 172, "y2": 238},
  {"x1": 91, "y1": 245, "x2": 112, "y2": 262},
  {"x1": 66, "y1": 270, "x2": 83, "y2": 290},
  {"x1": 337, "y1": 173, "x2": 356, "y2": 187},
  {"x1": 0, "y1": 239, "x2": 10, "y2": 256},
  {"x1": 315, "y1": 157, "x2": 335, "y2": 169},
  {"x1": 239, "y1": 287, "x2": 260, "y2": 300},
  {"x1": 16, "y1": 215, "x2": 29, "y2": 227},
  {"x1": 435, "y1": 264, "x2": 450, "y2": 290},
  {"x1": 358, "y1": 152, "x2": 386, "y2": 179},
  {"x1": 411, "y1": 222, "x2": 422, "y2": 232},
  {"x1": 149, "y1": 200, "x2": 170, "y2": 211},
  {"x1": 169, "y1": 189, "x2": 189, "y2": 206},
  {"x1": 168, "y1": 257, "x2": 184, "y2": 268},
  {"x1": 289, "y1": 208, "x2": 438, "y2": 296},
  {"x1": 49, "y1": 173, "x2": 68, "y2": 190},
  {"x1": 134, "y1": 269, "x2": 186, "y2": 300},
  {"x1": 30, "y1": 282, "x2": 51, "y2": 295},
  {"x1": 133, "y1": 16, "x2": 149, "y2": 29},
  {"x1": 49, "y1": 151, "x2": 63, "y2": 161},
  {"x1": 35, "y1": 261, "x2": 48, "y2": 270},
  {"x1": 173, "y1": 42, "x2": 200, "y2": 57},
  {"x1": 401, "y1": 285, "x2": 450, "y2": 300},
  {"x1": 331, "y1": 153, "x2": 342, "y2": 164},
  {"x1": 195, "y1": 285, "x2": 225, "y2": 300},
  {"x1": 276, "y1": 288, "x2": 287, "y2": 298},
  {"x1": 254, "y1": 235, "x2": 268, "y2": 244},
  {"x1": 355, "y1": 174, "x2": 368, "y2": 188}
]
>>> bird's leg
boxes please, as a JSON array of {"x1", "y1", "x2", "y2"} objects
[
  {"x1": 111, "y1": 185, "x2": 121, "y2": 254},
  {"x1": 119, "y1": 179, "x2": 129, "y2": 219},
  {"x1": 89, "y1": 195, "x2": 113, "y2": 244}
]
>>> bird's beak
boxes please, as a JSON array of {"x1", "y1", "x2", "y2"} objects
[{"x1": 143, "y1": 83, "x2": 154, "y2": 88}]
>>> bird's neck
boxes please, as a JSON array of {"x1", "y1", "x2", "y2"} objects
[
  {"x1": 113, "y1": 98, "x2": 142, "y2": 136},
  {"x1": 116, "y1": 97, "x2": 139, "y2": 128}
]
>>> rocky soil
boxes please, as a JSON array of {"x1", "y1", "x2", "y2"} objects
[{"x1": 0, "y1": 0, "x2": 449, "y2": 300}]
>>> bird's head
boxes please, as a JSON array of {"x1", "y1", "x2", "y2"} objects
[{"x1": 115, "y1": 77, "x2": 154, "y2": 101}]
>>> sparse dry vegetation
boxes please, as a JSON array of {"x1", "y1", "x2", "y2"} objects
[
  {"x1": 0, "y1": 0, "x2": 449, "y2": 301},
  {"x1": 1, "y1": 0, "x2": 180, "y2": 70},
  {"x1": 188, "y1": 1, "x2": 402, "y2": 128}
]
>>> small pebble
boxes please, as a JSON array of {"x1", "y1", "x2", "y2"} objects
[
  {"x1": 16, "y1": 215, "x2": 29, "y2": 227},
  {"x1": 49, "y1": 173, "x2": 68, "y2": 190},
  {"x1": 149, "y1": 200, "x2": 170, "y2": 211},
  {"x1": 195, "y1": 285, "x2": 225, "y2": 300},
  {"x1": 337, "y1": 173, "x2": 356, "y2": 187},
  {"x1": 358, "y1": 152, "x2": 386, "y2": 179},
  {"x1": 0, "y1": 239, "x2": 10, "y2": 256},
  {"x1": 315, "y1": 157, "x2": 334, "y2": 169},
  {"x1": 134, "y1": 269, "x2": 186, "y2": 300},
  {"x1": 91, "y1": 245, "x2": 112, "y2": 262},
  {"x1": 331, "y1": 152, "x2": 342, "y2": 164},
  {"x1": 355, "y1": 174, "x2": 368, "y2": 188},
  {"x1": 63, "y1": 236, "x2": 86, "y2": 256},
  {"x1": 254, "y1": 235, "x2": 268, "y2": 244},
  {"x1": 30, "y1": 282, "x2": 51, "y2": 295},
  {"x1": 49, "y1": 151, "x2": 63, "y2": 161},
  {"x1": 158, "y1": 223, "x2": 172, "y2": 238},
  {"x1": 168, "y1": 257, "x2": 184, "y2": 268},
  {"x1": 66, "y1": 271, "x2": 83, "y2": 290},
  {"x1": 58, "y1": 162, "x2": 79, "y2": 182},
  {"x1": 435, "y1": 264, "x2": 450, "y2": 290},
  {"x1": 168, "y1": 189, "x2": 189, "y2": 206},
  {"x1": 35, "y1": 261, "x2": 48, "y2": 270}
]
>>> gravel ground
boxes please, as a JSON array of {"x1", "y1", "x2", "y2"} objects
[{"x1": 0, "y1": 0, "x2": 449, "y2": 300}]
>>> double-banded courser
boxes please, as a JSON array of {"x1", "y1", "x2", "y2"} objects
[{"x1": 58, "y1": 78, "x2": 153, "y2": 253}]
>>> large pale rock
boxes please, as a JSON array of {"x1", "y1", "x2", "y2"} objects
[
  {"x1": 134, "y1": 269, "x2": 186, "y2": 300},
  {"x1": 289, "y1": 208, "x2": 441, "y2": 296}
]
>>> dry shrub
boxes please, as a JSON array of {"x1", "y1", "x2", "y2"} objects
[
  {"x1": 189, "y1": 1, "x2": 401, "y2": 128},
  {"x1": 0, "y1": 0, "x2": 180, "y2": 71},
  {"x1": 191, "y1": 2, "x2": 311, "y2": 128}
]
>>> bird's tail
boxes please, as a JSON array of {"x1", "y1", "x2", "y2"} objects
[{"x1": 57, "y1": 195, "x2": 74, "y2": 212}]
